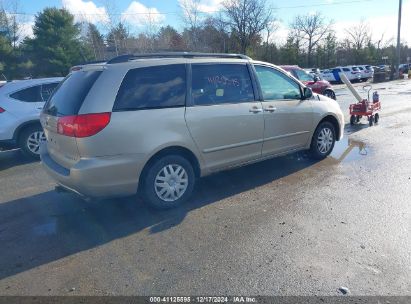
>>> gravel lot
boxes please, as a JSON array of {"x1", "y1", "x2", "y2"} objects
[{"x1": 0, "y1": 80, "x2": 410, "y2": 296}]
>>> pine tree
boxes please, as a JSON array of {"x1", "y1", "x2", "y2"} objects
[{"x1": 24, "y1": 8, "x2": 85, "y2": 76}]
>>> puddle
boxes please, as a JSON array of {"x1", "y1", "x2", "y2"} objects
[
  {"x1": 280, "y1": 137, "x2": 369, "y2": 164},
  {"x1": 329, "y1": 137, "x2": 369, "y2": 162},
  {"x1": 32, "y1": 219, "x2": 57, "y2": 236}
]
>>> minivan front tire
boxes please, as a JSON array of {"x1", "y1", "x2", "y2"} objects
[
  {"x1": 309, "y1": 121, "x2": 336, "y2": 159},
  {"x1": 142, "y1": 154, "x2": 195, "y2": 209}
]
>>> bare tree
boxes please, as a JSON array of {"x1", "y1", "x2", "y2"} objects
[
  {"x1": 100, "y1": 1, "x2": 124, "y2": 56},
  {"x1": 142, "y1": 10, "x2": 161, "y2": 52},
  {"x1": 345, "y1": 21, "x2": 372, "y2": 50},
  {"x1": 179, "y1": 0, "x2": 202, "y2": 49},
  {"x1": 0, "y1": 0, "x2": 22, "y2": 49},
  {"x1": 291, "y1": 12, "x2": 332, "y2": 66},
  {"x1": 264, "y1": 20, "x2": 279, "y2": 47},
  {"x1": 222, "y1": 0, "x2": 273, "y2": 54},
  {"x1": 206, "y1": 14, "x2": 229, "y2": 52}
]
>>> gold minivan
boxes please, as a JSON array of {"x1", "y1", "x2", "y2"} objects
[{"x1": 40, "y1": 53, "x2": 344, "y2": 209}]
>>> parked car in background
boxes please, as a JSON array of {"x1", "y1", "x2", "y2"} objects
[
  {"x1": 356, "y1": 66, "x2": 373, "y2": 81},
  {"x1": 281, "y1": 65, "x2": 336, "y2": 100},
  {"x1": 305, "y1": 68, "x2": 322, "y2": 79},
  {"x1": 320, "y1": 69, "x2": 337, "y2": 83},
  {"x1": 399, "y1": 63, "x2": 410, "y2": 74},
  {"x1": 362, "y1": 65, "x2": 374, "y2": 79},
  {"x1": 0, "y1": 77, "x2": 63, "y2": 158},
  {"x1": 377, "y1": 65, "x2": 391, "y2": 73},
  {"x1": 344, "y1": 66, "x2": 363, "y2": 81},
  {"x1": 40, "y1": 53, "x2": 344, "y2": 209},
  {"x1": 331, "y1": 67, "x2": 361, "y2": 83}
]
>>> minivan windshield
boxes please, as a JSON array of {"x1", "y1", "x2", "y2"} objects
[{"x1": 43, "y1": 70, "x2": 101, "y2": 116}]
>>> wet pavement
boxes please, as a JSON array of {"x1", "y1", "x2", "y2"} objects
[{"x1": 0, "y1": 80, "x2": 410, "y2": 296}]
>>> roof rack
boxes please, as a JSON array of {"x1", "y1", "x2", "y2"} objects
[{"x1": 106, "y1": 52, "x2": 251, "y2": 64}]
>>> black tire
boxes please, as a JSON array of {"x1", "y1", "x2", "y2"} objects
[
  {"x1": 324, "y1": 89, "x2": 336, "y2": 100},
  {"x1": 374, "y1": 113, "x2": 379, "y2": 124},
  {"x1": 18, "y1": 125, "x2": 45, "y2": 160},
  {"x1": 141, "y1": 154, "x2": 195, "y2": 209},
  {"x1": 350, "y1": 115, "x2": 356, "y2": 125},
  {"x1": 369, "y1": 115, "x2": 374, "y2": 126},
  {"x1": 356, "y1": 115, "x2": 361, "y2": 123},
  {"x1": 309, "y1": 121, "x2": 336, "y2": 160}
]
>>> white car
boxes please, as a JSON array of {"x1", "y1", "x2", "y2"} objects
[
  {"x1": 349, "y1": 65, "x2": 372, "y2": 82},
  {"x1": 361, "y1": 65, "x2": 374, "y2": 80},
  {"x1": 0, "y1": 77, "x2": 63, "y2": 158},
  {"x1": 331, "y1": 67, "x2": 361, "y2": 83},
  {"x1": 320, "y1": 69, "x2": 337, "y2": 82}
]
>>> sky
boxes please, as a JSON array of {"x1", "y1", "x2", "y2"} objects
[{"x1": 4, "y1": 0, "x2": 411, "y2": 45}]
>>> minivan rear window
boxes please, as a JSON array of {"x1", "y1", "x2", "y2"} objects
[
  {"x1": 113, "y1": 64, "x2": 186, "y2": 111},
  {"x1": 43, "y1": 70, "x2": 101, "y2": 116}
]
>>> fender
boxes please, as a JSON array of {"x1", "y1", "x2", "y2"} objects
[{"x1": 13, "y1": 119, "x2": 42, "y2": 141}]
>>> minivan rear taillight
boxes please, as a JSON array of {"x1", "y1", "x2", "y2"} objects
[
  {"x1": 0, "y1": 107, "x2": 5, "y2": 113},
  {"x1": 57, "y1": 112, "x2": 111, "y2": 138}
]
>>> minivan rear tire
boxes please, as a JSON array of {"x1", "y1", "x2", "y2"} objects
[
  {"x1": 142, "y1": 154, "x2": 195, "y2": 209},
  {"x1": 309, "y1": 121, "x2": 336, "y2": 160}
]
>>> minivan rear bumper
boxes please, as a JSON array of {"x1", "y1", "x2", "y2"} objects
[{"x1": 40, "y1": 144, "x2": 145, "y2": 198}]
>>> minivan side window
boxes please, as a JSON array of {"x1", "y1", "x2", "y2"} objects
[
  {"x1": 191, "y1": 64, "x2": 254, "y2": 106},
  {"x1": 10, "y1": 85, "x2": 42, "y2": 102},
  {"x1": 343, "y1": 68, "x2": 350, "y2": 72},
  {"x1": 114, "y1": 64, "x2": 186, "y2": 111},
  {"x1": 255, "y1": 65, "x2": 301, "y2": 100}
]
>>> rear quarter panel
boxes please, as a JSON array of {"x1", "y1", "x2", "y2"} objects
[{"x1": 75, "y1": 108, "x2": 205, "y2": 172}]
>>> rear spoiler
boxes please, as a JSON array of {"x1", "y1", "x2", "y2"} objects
[{"x1": 70, "y1": 60, "x2": 107, "y2": 72}]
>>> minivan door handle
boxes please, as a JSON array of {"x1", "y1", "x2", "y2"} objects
[
  {"x1": 263, "y1": 106, "x2": 277, "y2": 113},
  {"x1": 249, "y1": 106, "x2": 263, "y2": 113}
]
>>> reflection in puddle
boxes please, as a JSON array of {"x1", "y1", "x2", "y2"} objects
[
  {"x1": 330, "y1": 137, "x2": 368, "y2": 162},
  {"x1": 282, "y1": 137, "x2": 368, "y2": 164},
  {"x1": 32, "y1": 219, "x2": 57, "y2": 236}
]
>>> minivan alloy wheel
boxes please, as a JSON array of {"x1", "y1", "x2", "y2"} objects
[
  {"x1": 154, "y1": 164, "x2": 189, "y2": 202},
  {"x1": 317, "y1": 127, "x2": 333, "y2": 154},
  {"x1": 27, "y1": 131, "x2": 46, "y2": 155}
]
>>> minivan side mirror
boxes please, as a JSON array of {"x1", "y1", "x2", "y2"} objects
[{"x1": 302, "y1": 87, "x2": 313, "y2": 100}]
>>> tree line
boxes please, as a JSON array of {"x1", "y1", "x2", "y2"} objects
[{"x1": 0, "y1": 0, "x2": 410, "y2": 80}]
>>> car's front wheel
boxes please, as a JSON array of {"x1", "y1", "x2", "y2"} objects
[
  {"x1": 19, "y1": 125, "x2": 46, "y2": 160},
  {"x1": 309, "y1": 121, "x2": 336, "y2": 159},
  {"x1": 323, "y1": 89, "x2": 336, "y2": 100},
  {"x1": 142, "y1": 154, "x2": 195, "y2": 209}
]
